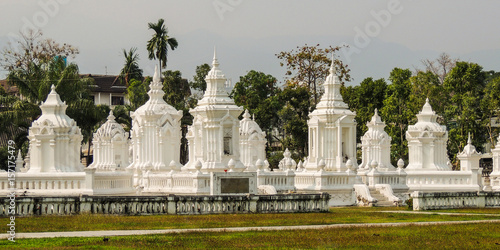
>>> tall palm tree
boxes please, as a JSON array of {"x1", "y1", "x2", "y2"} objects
[
  {"x1": 147, "y1": 18, "x2": 178, "y2": 76},
  {"x1": 119, "y1": 47, "x2": 143, "y2": 86}
]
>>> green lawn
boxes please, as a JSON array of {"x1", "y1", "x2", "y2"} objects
[
  {"x1": 3, "y1": 223, "x2": 500, "y2": 249},
  {"x1": 3, "y1": 207, "x2": 499, "y2": 233},
  {"x1": 3, "y1": 207, "x2": 500, "y2": 249}
]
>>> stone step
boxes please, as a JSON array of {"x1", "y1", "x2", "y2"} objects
[{"x1": 371, "y1": 193, "x2": 386, "y2": 200}]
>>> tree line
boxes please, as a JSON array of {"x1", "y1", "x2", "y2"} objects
[{"x1": 1, "y1": 22, "x2": 499, "y2": 170}]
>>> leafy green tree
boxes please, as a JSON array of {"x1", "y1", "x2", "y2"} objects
[
  {"x1": 443, "y1": 62, "x2": 486, "y2": 165},
  {"x1": 342, "y1": 77, "x2": 387, "y2": 142},
  {"x1": 231, "y1": 70, "x2": 282, "y2": 161},
  {"x1": 190, "y1": 63, "x2": 211, "y2": 92},
  {"x1": 119, "y1": 47, "x2": 143, "y2": 86},
  {"x1": 380, "y1": 68, "x2": 414, "y2": 163},
  {"x1": 162, "y1": 70, "x2": 191, "y2": 111},
  {"x1": 408, "y1": 71, "x2": 443, "y2": 116},
  {"x1": 1, "y1": 32, "x2": 106, "y2": 166},
  {"x1": 276, "y1": 44, "x2": 351, "y2": 106},
  {"x1": 481, "y1": 75, "x2": 500, "y2": 147},
  {"x1": 112, "y1": 105, "x2": 132, "y2": 133},
  {"x1": 162, "y1": 70, "x2": 193, "y2": 164},
  {"x1": 147, "y1": 18, "x2": 178, "y2": 75},
  {"x1": 276, "y1": 83, "x2": 311, "y2": 160},
  {"x1": 0, "y1": 85, "x2": 39, "y2": 169},
  {"x1": 126, "y1": 77, "x2": 151, "y2": 110}
]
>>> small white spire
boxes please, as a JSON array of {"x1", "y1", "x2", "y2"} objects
[
  {"x1": 243, "y1": 109, "x2": 251, "y2": 120},
  {"x1": 153, "y1": 65, "x2": 160, "y2": 84},
  {"x1": 107, "y1": 110, "x2": 115, "y2": 121},
  {"x1": 212, "y1": 46, "x2": 219, "y2": 68},
  {"x1": 329, "y1": 53, "x2": 336, "y2": 75},
  {"x1": 467, "y1": 133, "x2": 472, "y2": 145}
]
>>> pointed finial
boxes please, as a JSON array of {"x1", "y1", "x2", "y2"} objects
[
  {"x1": 397, "y1": 158, "x2": 404, "y2": 169},
  {"x1": 329, "y1": 53, "x2": 336, "y2": 75},
  {"x1": 467, "y1": 133, "x2": 472, "y2": 145},
  {"x1": 107, "y1": 110, "x2": 115, "y2": 121},
  {"x1": 153, "y1": 65, "x2": 160, "y2": 83},
  {"x1": 212, "y1": 46, "x2": 219, "y2": 68},
  {"x1": 50, "y1": 84, "x2": 56, "y2": 92},
  {"x1": 243, "y1": 109, "x2": 251, "y2": 119},
  {"x1": 284, "y1": 148, "x2": 291, "y2": 158},
  {"x1": 374, "y1": 108, "x2": 378, "y2": 116},
  {"x1": 420, "y1": 97, "x2": 435, "y2": 115},
  {"x1": 252, "y1": 114, "x2": 255, "y2": 121}
]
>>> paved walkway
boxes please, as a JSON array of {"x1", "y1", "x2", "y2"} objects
[{"x1": 15, "y1": 220, "x2": 500, "y2": 239}]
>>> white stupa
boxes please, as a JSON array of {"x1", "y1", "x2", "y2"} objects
[
  {"x1": 184, "y1": 49, "x2": 244, "y2": 172},
  {"x1": 129, "y1": 65, "x2": 183, "y2": 171},
  {"x1": 406, "y1": 98, "x2": 450, "y2": 171},
  {"x1": 239, "y1": 109, "x2": 267, "y2": 171},
  {"x1": 359, "y1": 109, "x2": 394, "y2": 171},
  {"x1": 490, "y1": 134, "x2": 500, "y2": 190},
  {"x1": 27, "y1": 85, "x2": 84, "y2": 173},
  {"x1": 89, "y1": 111, "x2": 130, "y2": 171},
  {"x1": 305, "y1": 56, "x2": 357, "y2": 172}
]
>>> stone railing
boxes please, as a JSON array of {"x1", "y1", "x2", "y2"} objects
[
  {"x1": 411, "y1": 191, "x2": 500, "y2": 210},
  {"x1": 0, "y1": 193, "x2": 330, "y2": 216},
  {"x1": 256, "y1": 193, "x2": 330, "y2": 213},
  {"x1": 406, "y1": 171, "x2": 480, "y2": 192}
]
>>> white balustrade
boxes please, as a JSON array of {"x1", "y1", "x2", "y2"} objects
[
  {"x1": 406, "y1": 171, "x2": 480, "y2": 192},
  {"x1": 0, "y1": 194, "x2": 330, "y2": 216},
  {"x1": 411, "y1": 191, "x2": 500, "y2": 210}
]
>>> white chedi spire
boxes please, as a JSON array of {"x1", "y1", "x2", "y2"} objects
[
  {"x1": 239, "y1": 109, "x2": 267, "y2": 170},
  {"x1": 129, "y1": 64, "x2": 183, "y2": 172},
  {"x1": 148, "y1": 65, "x2": 166, "y2": 104},
  {"x1": 28, "y1": 85, "x2": 83, "y2": 173},
  {"x1": 406, "y1": 98, "x2": 449, "y2": 171},
  {"x1": 198, "y1": 47, "x2": 235, "y2": 106},
  {"x1": 36, "y1": 84, "x2": 75, "y2": 127},
  {"x1": 409, "y1": 98, "x2": 445, "y2": 132},
  {"x1": 360, "y1": 108, "x2": 394, "y2": 170},
  {"x1": 368, "y1": 109, "x2": 384, "y2": 127},
  {"x1": 315, "y1": 54, "x2": 349, "y2": 110},
  {"x1": 459, "y1": 133, "x2": 481, "y2": 157},
  {"x1": 90, "y1": 110, "x2": 130, "y2": 171},
  {"x1": 206, "y1": 46, "x2": 225, "y2": 80},
  {"x1": 416, "y1": 98, "x2": 438, "y2": 123},
  {"x1": 457, "y1": 133, "x2": 482, "y2": 172}
]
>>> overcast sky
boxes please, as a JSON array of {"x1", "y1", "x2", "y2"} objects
[{"x1": 1, "y1": 0, "x2": 499, "y2": 86}]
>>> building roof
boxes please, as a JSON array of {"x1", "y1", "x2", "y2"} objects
[
  {"x1": 1, "y1": 74, "x2": 128, "y2": 95},
  {"x1": 0, "y1": 79, "x2": 19, "y2": 95},
  {"x1": 83, "y1": 74, "x2": 127, "y2": 94}
]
